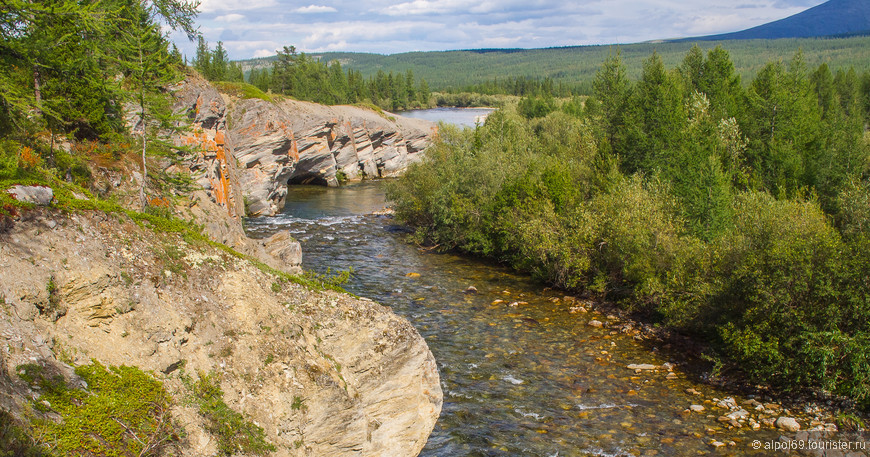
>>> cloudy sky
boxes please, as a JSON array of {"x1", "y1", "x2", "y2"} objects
[{"x1": 168, "y1": 0, "x2": 826, "y2": 60}]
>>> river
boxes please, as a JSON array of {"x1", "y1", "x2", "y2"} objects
[
  {"x1": 400, "y1": 107, "x2": 495, "y2": 127},
  {"x1": 243, "y1": 181, "x2": 806, "y2": 457}
]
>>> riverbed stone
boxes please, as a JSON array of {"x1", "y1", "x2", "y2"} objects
[
  {"x1": 627, "y1": 363, "x2": 659, "y2": 371},
  {"x1": 587, "y1": 320, "x2": 604, "y2": 328},
  {"x1": 727, "y1": 409, "x2": 750, "y2": 420},
  {"x1": 776, "y1": 416, "x2": 801, "y2": 432},
  {"x1": 690, "y1": 404, "x2": 705, "y2": 412}
]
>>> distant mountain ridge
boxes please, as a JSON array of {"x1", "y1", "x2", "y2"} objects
[{"x1": 679, "y1": 0, "x2": 870, "y2": 41}]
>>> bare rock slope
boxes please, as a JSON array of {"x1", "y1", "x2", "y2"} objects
[{"x1": 0, "y1": 210, "x2": 441, "y2": 456}]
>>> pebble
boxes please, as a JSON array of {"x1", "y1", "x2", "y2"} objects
[
  {"x1": 464, "y1": 286, "x2": 478, "y2": 294},
  {"x1": 716, "y1": 397, "x2": 738, "y2": 410},
  {"x1": 711, "y1": 441, "x2": 726, "y2": 448},
  {"x1": 726, "y1": 410, "x2": 749, "y2": 420},
  {"x1": 587, "y1": 320, "x2": 604, "y2": 328},
  {"x1": 405, "y1": 272, "x2": 421, "y2": 278},
  {"x1": 665, "y1": 372, "x2": 678, "y2": 380},
  {"x1": 690, "y1": 404, "x2": 705, "y2": 413},
  {"x1": 776, "y1": 416, "x2": 801, "y2": 432},
  {"x1": 686, "y1": 388, "x2": 702, "y2": 396}
]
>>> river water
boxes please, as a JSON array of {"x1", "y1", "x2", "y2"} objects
[
  {"x1": 400, "y1": 107, "x2": 495, "y2": 127},
  {"x1": 244, "y1": 181, "x2": 798, "y2": 457}
]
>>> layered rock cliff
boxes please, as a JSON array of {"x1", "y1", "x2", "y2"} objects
[
  {"x1": 173, "y1": 78, "x2": 435, "y2": 217},
  {"x1": 0, "y1": 74, "x2": 441, "y2": 456}
]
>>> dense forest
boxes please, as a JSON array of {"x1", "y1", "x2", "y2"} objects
[
  {"x1": 0, "y1": 0, "x2": 193, "y2": 141},
  {"x1": 193, "y1": 40, "x2": 431, "y2": 111},
  {"x1": 388, "y1": 45, "x2": 870, "y2": 409}
]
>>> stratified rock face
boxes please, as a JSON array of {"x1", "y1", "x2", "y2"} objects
[
  {"x1": 228, "y1": 98, "x2": 436, "y2": 216},
  {"x1": 0, "y1": 211, "x2": 442, "y2": 457},
  {"x1": 166, "y1": 75, "x2": 302, "y2": 274},
  {"x1": 170, "y1": 75, "x2": 244, "y2": 221}
]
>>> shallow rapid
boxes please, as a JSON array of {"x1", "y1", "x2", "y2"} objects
[{"x1": 244, "y1": 182, "x2": 797, "y2": 457}]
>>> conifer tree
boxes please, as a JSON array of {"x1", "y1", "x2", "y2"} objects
[{"x1": 591, "y1": 50, "x2": 630, "y2": 157}]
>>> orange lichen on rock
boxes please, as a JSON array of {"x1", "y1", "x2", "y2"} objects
[{"x1": 288, "y1": 132, "x2": 299, "y2": 161}]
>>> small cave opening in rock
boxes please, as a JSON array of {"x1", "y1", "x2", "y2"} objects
[{"x1": 288, "y1": 174, "x2": 329, "y2": 186}]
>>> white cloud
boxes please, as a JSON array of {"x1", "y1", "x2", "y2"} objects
[
  {"x1": 175, "y1": 0, "x2": 829, "y2": 59},
  {"x1": 253, "y1": 48, "x2": 275, "y2": 57},
  {"x1": 294, "y1": 5, "x2": 339, "y2": 13},
  {"x1": 381, "y1": 0, "x2": 466, "y2": 16},
  {"x1": 199, "y1": 0, "x2": 276, "y2": 13},
  {"x1": 215, "y1": 13, "x2": 245, "y2": 22}
]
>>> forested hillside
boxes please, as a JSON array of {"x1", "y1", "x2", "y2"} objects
[
  {"x1": 238, "y1": 36, "x2": 870, "y2": 95},
  {"x1": 194, "y1": 41, "x2": 431, "y2": 112},
  {"x1": 388, "y1": 45, "x2": 870, "y2": 408}
]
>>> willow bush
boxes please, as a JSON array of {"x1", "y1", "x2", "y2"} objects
[{"x1": 388, "y1": 45, "x2": 870, "y2": 408}]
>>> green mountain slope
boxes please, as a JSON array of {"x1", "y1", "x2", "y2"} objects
[{"x1": 238, "y1": 36, "x2": 870, "y2": 93}]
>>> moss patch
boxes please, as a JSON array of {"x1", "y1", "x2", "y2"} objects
[
  {"x1": 190, "y1": 372, "x2": 275, "y2": 456},
  {"x1": 21, "y1": 361, "x2": 181, "y2": 456}
]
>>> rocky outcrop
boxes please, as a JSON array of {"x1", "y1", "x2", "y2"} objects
[
  {"x1": 6, "y1": 185, "x2": 54, "y2": 206},
  {"x1": 227, "y1": 98, "x2": 435, "y2": 216},
  {"x1": 168, "y1": 75, "x2": 303, "y2": 273},
  {"x1": 0, "y1": 210, "x2": 441, "y2": 456}
]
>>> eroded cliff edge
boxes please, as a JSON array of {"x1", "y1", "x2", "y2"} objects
[
  {"x1": 0, "y1": 73, "x2": 441, "y2": 456},
  {"x1": 173, "y1": 76, "x2": 436, "y2": 217}
]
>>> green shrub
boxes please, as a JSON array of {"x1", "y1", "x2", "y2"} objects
[
  {"x1": 716, "y1": 192, "x2": 847, "y2": 384},
  {"x1": 212, "y1": 81, "x2": 273, "y2": 102},
  {"x1": 589, "y1": 175, "x2": 685, "y2": 303},
  {"x1": 0, "y1": 410, "x2": 45, "y2": 457},
  {"x1": 192, "y1": 372, "x2": 275, "y2": 456},
  {"x1": 26, "y1": 360, "x2": 180, "y2": 457},
  {"x1": 517, "y1": 96, "x2": 557, "y2": 119}
]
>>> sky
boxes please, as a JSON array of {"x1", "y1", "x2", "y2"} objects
[{"x1": 168, "y1": 0, "x2": 827, "y2": 60}]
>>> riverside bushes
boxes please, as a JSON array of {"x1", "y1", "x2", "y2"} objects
[{"x1": 388, "y1": 45, "x2": 870, "y2": 408}]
